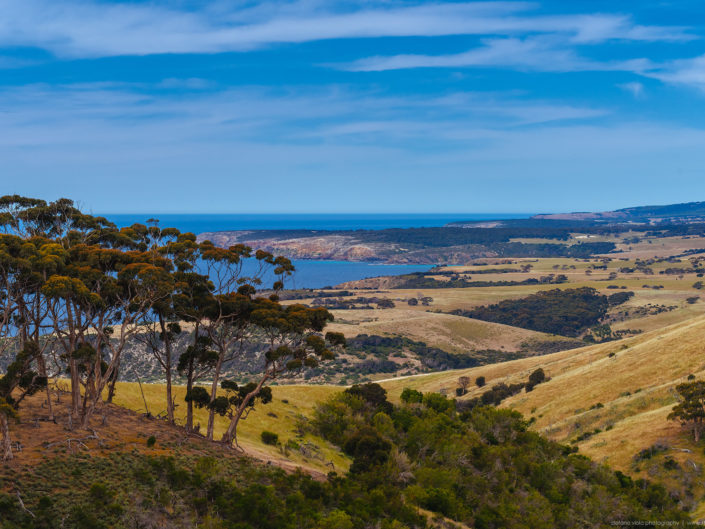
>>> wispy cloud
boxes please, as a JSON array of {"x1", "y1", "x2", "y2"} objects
[
  {"x1": 0, "y1": 82, "x2": 607, "y2": 150},
  {"x1": 343, "y1": 35, "x2": 657, "y2": 73},
  {"x1": 0, "y1": 1, "x2": 693, "y2": 59},
  {"x1": 618, "y1": 81, "x2": 646, "y2": 99},
  {"x1": 644, "y1": 54, "x2": 705, "y2": 91},
  {"x1": 1, "y1": 81, "x2": 702, "y2": 213}
]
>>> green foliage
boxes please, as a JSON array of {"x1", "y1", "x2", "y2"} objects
[
  {"x1": 343, "y1": 428, "x2": 392, "y2": 474},
  {"x1": 400, "y1": 388, "x2": 423, "y2": 404},
  {"x1": 0, "y1": 342, "x2": 47, "y2": 406},
  {"x1": 344, "y1": 383, "x2": 393, "y2": 414},
  {"x1": 0, "y1": 450, "x2": 424, "y2": 529},
  {"x1": 308, "y1": 390, "x2": 689, "y2": 528},
  {"x1": 146, "y1": 436, "x2": 156, "y2": 448},
  {"x1": 421, "y1": 392, "x2": 455, "y2": 414},
  {"x1": 260, "y1": 430, "x2": 279, "y2": 446},
  {"x1": 668, "y1": 381, "x2": 705, "y2": 441}
]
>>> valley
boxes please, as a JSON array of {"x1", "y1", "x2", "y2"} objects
[{"x1": 4, "y1": 198, "x2": 705, "y2": 526}]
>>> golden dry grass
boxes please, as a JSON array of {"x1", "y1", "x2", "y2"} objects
[
  {"x1": 112, "y1": 382, "x2": 348, "y2": 474},
  {"x1": 608, "y1": 236, "x2": 705, "y2": 259},
  {"x1": 379, "y1": 314, "x2": 705, "y2": 480},
  {"x1": 325, "y1": 308, "x2": 551, "y2": 353}
]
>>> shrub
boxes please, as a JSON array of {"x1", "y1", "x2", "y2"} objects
[
  {"x1": 525, "y1": 368, "x2": 547, "y2": 392},
  {"x1": 528, "y1": 368, "x2": 546, "y2": 386},
  {"x1": 401, "y1": 388, "x2": 423, "y2": 404},
  {"x1": 147, "y1": 436, "x2": 156, "y2": 448},
  {"x1": 423, "y1": 392, "x2": 455, "y2": 414},
  {"x1": 261, "y1": 431, "x2": 279, "y2": 446},
  {"x1": 345, "y1": 383, "x2": 393, "y2": 413},
  {"x1": 475, "y1": 376, "x2": 486, "y2": 388}
]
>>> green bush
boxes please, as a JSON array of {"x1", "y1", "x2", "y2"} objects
[
  {"x1": 400, "y1": 387, "x2": 423, "y2": 403},
  {"x1": 260, "y1": 430, "x2": 279, "y2": 446}
]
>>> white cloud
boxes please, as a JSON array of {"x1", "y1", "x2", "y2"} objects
[
  {"x1": 344, "y1": 36, "x2": 656, "y2": 74},
  {"x1": 645, "y1": 54, "x2": 705, "y2": 91},
  {"x1": 0, "y1": 82, "x2": 608, "y2": 153},
  {"x1": 0, "y1": 1, "x2": 693, "y2": 59}
]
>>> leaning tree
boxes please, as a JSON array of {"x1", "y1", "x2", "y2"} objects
[{"x1": 219, "y1": 300, "x2": 346, "y2": 448}]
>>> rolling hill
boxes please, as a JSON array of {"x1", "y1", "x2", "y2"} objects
[{"x1": 379, "y1": 313, "x2": 705, "y2": 514}]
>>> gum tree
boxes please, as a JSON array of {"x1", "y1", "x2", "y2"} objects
[{"x1": 219, "y1": 299, "x2": 346, "y2": 448}]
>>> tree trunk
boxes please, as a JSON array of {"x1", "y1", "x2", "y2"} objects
[
  {"x1": 1, "y1": 414, "x2": 12, "y2": 461},
  {"x1": 185, "y1": 322, "x2": 200, "y2": 432},
  {"x1": 69, "y1": 357, "x2": 80, "y2": 420},
  {"x1": 206, "y1": 348, "x2": 225, "y2": 441},
  {"x1": 186, "y1": 362, "x2": 194, "y2": 432},
  {"x1": 106, "y1": 357, "x2": 120, "y2": 404},
  {"x1": 37, "y1": 354, "x2": 54, "y2": 421},
  {"x1": 158, "y1": 315, "x2": 174, "y2": 424},
  {"x1": 221, "y1": 373, "x2": 270, "y2": 447}
]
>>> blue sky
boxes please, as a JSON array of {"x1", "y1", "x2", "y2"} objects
[{"x1": 2, "y1": 0, "x2": 705, "y2": 214}]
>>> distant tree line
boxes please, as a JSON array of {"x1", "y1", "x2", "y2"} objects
[{"x1": 396, "y1": 273, "x2": 569, "y2": 289}]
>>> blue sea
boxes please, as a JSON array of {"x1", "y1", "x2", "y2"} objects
[
  {"x1": 102, "y1": 213, "x2": 530, "y2": 289},
  {"x1": 102, "y1": 213, "x2": 530, "y2": 234}
]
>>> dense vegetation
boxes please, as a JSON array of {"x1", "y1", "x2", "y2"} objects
[
  {"x1": 454, "y1": 288, "x2": 631, "y2": 337},
  {"x1": 310, "y1": 384, "x2": 688, "y2": 528},
  {"x1": 0, "y1": 449, "x2": 424, "y2": 528}
]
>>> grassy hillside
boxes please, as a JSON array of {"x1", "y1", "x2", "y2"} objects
[
  {"x1": 378, "y1": 314, "x2": 705, "y2": 514},
  {"x1": 113, "y1": 312, "x2": 705, "y2": 513},
  {"x1": 109, "y1": 382, "x2": 348, "y2": 475},
  {"x1": 325, "y1": 308, "x2": 556, "y2": 354}
]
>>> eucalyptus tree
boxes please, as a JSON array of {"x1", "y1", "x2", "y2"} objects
[
  {"x1": 217, "y1": 300, "x2": 346, "y2": 448},
  {"x1": 78, "y1": 244, "x2": 173, "y2": 428},
  {"x1": 198, "y1": 240, "x2": 294, "y2": 440},
  {"x1": 130, "y1": 220, "x2": 196, "y2": 423},
  {"x1": 178, "y1": 334, "x2": 218, "y2": 432},
  {"x1": 0, "y1": 195, "x2": 120, "y2": 420}
]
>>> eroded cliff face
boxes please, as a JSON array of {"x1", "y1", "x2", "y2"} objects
[
  {"x1": 201, "y1": 231, "x2": 383, "y2": 260},
  {"x1": 197, "y1": 231, "x2": 499, "y2": 264},
  {"x1": 201, "y1": 232, "x2": 381, "y2": 260}
]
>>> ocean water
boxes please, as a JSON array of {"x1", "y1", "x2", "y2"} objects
[
  {"x1": 238, "y1": 260, "x2": 434, "y2": 290},
  {"x1": 102, "y1": 213, "x2": 530, "y2": 288},
  {"x1": 102, "y1": 213, "x2": 530, "y2": 234}
]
